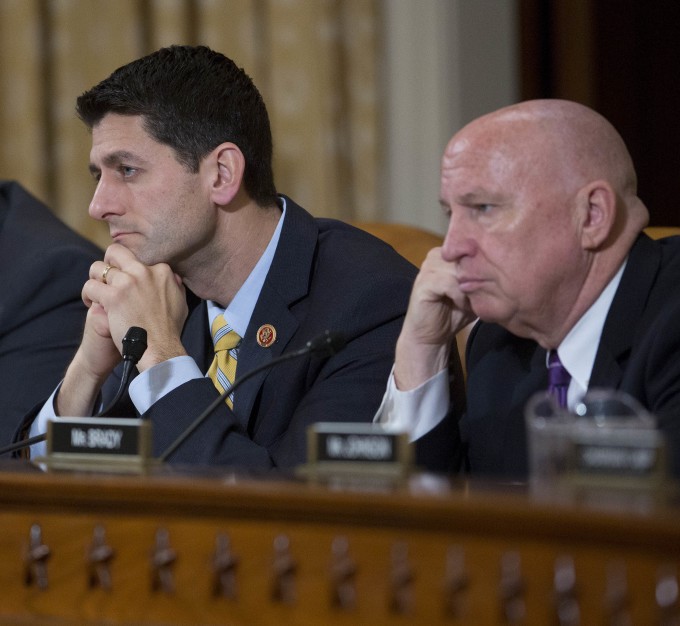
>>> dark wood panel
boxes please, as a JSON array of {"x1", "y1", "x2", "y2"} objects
[
  {"x1": 518, "y1": 0, "x2": 680, "y2": 226},
  {"x1": 0, "y1": 465, "x2": 679, "y2": 624}
]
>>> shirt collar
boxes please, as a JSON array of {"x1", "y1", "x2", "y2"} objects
[
  {"x1": 207, "y1": 197, "x2": 286, "y2": 337},
  {"x1": 554, "y1": 258, "x2": 627, "y2": 404}
]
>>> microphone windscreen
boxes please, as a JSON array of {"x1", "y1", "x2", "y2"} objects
[
  {"x1": 122, "y1": 326, "x2": 148, "y2": 362},
  {"x1": 306, "y1": 331, "x2": 346, "y2": 356}
]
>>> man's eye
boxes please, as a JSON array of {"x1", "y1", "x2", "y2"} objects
[
  {"x1": 475, "y1": 204, "x2": 494, "y2": 213},
  {"x1": 119, "y1": 166, "x2": 137, "y2": 177}
]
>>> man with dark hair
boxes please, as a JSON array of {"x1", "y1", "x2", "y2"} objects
[
  {"x1": 0, "y1": 180, "x2": 101, "y2": 444},
  {"x1": 75, "y1": 45, "x2": 277, "y2": 206},
  {"x1": 376, "y1": 99, "x2": 680, "y2": 478},
  {"x1": 19, "y1": 45, "x2": 416, "y2": 468}
]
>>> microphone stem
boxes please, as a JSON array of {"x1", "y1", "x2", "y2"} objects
[
  {"x1": 96, "y1": 358, "x2": 136, "y2": 418},
  {"x1": 0, "y1": 433, "x2": 46, "y2": 456}
]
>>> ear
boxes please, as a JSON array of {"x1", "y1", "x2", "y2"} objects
[
  {"x1": 578, "y1": 180, "x2": 617, "y2": 250},
  {"x1": 204, "y1": 143, "x2": 246, "y2": 206}
]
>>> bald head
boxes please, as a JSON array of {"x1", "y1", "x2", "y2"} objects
[
  {"x1": 452, "y1": 99, "x2": 648, "y2": 233},
  {"x1": 439, "y1": 99, "x2": 649, "y2": 346},
  {"x1": 490, "y1": 100, "x2": 633, "y2": 190}
]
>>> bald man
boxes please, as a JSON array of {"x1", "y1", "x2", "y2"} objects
[{"x1": 376, "y1": 99, "x2": 680, "y2": 478}]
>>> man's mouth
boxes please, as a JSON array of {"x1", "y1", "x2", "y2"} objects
[{"x1": 457, "y1": 277, "x2": 486, "y2": 293}]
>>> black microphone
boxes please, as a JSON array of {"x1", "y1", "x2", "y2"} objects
[
  {"x1": 0, "y1": 326, "x2": 148, "y2": 457},
  {"x1": 96, "y1": 326, "x2": 148, "y2": 417},
  {"x1": 158, "y1": 330, "x2": 346, "y2": 462}
]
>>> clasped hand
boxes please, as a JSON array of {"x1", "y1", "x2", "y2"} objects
[
  {"x1": 82, "y1": 243, "x2": 189, "y2": 376},
  {"x1": 394, "y1": 247, "x2": 475, "y2": 390}
]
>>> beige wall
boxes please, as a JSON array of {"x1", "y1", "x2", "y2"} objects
[
  {"x1": 381, "y1": 0, "x2": 519, "y2": 235},
  {"x1": 0, "y1": 0, "x2": 517, "y2": 246}
]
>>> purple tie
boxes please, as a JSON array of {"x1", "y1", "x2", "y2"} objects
[{"x1": 547, "y1": 350, "x2": 571, "y2": 409}]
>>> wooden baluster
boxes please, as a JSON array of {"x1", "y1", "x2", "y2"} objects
[
  {"x1": 24, "y1": 523, "x2": 50, "y2": 590},
  {"x1": 389, "y1": 541, "x2": 414, "y2": 614},
  {"x1": 603, "y1": 561, "x2": 632, "y2": 626},
  {"x1": 329, "y1": 536, "x2": 357, "y2": 611},
  {"x1": 499, "y1": 551, "x2": 526, "y2": 624},
  {"x1": 656, "y1": 564, "x2": 680, "y2": 626},
  {"x1": 150, "y1": 528, "x2": 177, "y2": 594},
  {"x1": 443, "y1": 545, "x2": 469, "y2": 618},
  {"x1": 271, "y1": 534, "x2": 297, "y2": 604},
  {"x1": 212, "y1": 533, "x2": 239, "y2": 599},
  {"x1": 87, "y1": 525, "x2": 115, "y2": 590},
  {"x1": 553, "y1": 555, "x2": 580, "y2": 626}
]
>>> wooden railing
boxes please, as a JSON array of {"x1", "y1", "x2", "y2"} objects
[{"x1": 0, "y1": 462, "x2": 678, "y2": 625}]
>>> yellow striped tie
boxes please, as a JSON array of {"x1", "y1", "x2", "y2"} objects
[{"x1": 207, "y1": 314, "x2": 241, "y2": 409}]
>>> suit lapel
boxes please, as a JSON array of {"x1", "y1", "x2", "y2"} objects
[
  {"x1": 234, "y1": 287, "x2": 299, "y2": 428},
  {"x1": 181, "y1": 197, "x2": 319, "y2": 429},
  {"x1": 181, "y1": 297, "x2": 212, "y2": 370},
  {"x1": 178, "y1": 279, "x2": 296, "y2": 431},
  {"x1": 590, "y1": 235, "x2": 661, "y2": 388},
  {"x1": 231, "y1": 197, "x2": 319, "y2": 429}
]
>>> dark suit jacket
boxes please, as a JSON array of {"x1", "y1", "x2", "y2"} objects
[
  {"x1": 420, "y1": 233, "x2": 680, "y2": 479},
  {"x1": 0, "y1": 180, "x2": 101, "y2": 445},
  {"x1": 83, "y1": 196, "x2": 416, "y2": 469}
]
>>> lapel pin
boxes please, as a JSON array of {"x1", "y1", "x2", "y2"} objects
[{"x1": 257, "y1": 324, "x2": 277, "y2": 348}]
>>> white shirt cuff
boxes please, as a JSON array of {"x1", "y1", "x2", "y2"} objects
[
  {"x1": 27, "y1": 356, "x2": 203, "y2": 457},
  {"x1": 373, "y1": 366, "x2": 450, "y2": 441},
  {"x1": 129, "y1": 355, "x2": 203, "y2": 414},
  {"x1": 29, "y1": 385, "x2": 62, "y2": 458}
]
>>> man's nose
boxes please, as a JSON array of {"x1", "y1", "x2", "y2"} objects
[
  {"x1": 441, "y1": 214, "x2": 476, "y2": 262},
  {"x1": 88, "y1": 177, "x2": 122, "y2": 221}
]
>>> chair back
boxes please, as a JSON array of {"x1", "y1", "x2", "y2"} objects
[
  {"x1": 644, "y1": 226, "x2": 680, "y2": 239},
  {"x1": 352, "y1": 221, "x2": 442, "y2": 268}
]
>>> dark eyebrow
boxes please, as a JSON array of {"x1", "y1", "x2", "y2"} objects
[
  {"x1": 89, "y1": 150, "x2": 144, "y2": 173},
  {"x1": 106, "y1": 151, "x2": 141, "y2": 166}
]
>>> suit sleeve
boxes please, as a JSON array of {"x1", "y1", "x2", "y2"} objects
[
  {"x1": 631, "y1": 297, "x2": 680, "y2": 478},
  {"x1": 1, "y1": 244, "x2": 95, "y2": 444},
  {"x1": 413, "y1": 342, "x2": 467, "y2": 474}
]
